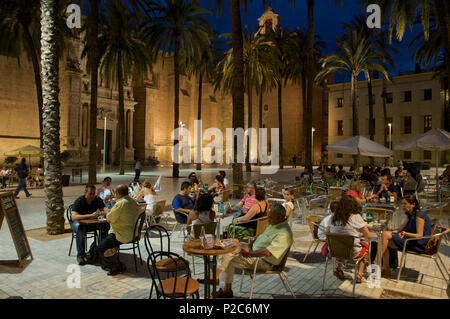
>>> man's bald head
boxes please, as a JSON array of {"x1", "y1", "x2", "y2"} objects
[{"x1": 115, "y1": 184, "x2": 129, "y2": 198}]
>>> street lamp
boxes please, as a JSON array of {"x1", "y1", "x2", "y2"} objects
[
  {"x1": 102, "y1": 110, "x2": 113, "y2": 174},
  {"x1": 388, "y1": 123, "x2": 392, "y2": 150},
  {"x1": 312, "y1": 127, "x2": 315, "y2": 163}
]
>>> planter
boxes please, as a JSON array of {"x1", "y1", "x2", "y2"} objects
[{"x1": 62, "y1": 175, "x2": 70, "y2": 186}]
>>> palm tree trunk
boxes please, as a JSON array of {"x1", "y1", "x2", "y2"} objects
[
  {"x1": 172, "y1": 33, "x2": 181, "y2": 178},
  {"x1": 351, "y1": 73, "x2": 360, "y2": 170},
  {"x1": 367, "y1": 71, "x2": 375, "y2": 165},
  {"x1": 117, "y1": 50, "x2": 125, "y2": 175},
  {"x1": 301, "y1": 69, "x2": 307, "y2": 165},
  {"x1": 40, "y1": 0, "x2": 65, "y2": 235},
  {"x1": 246, "y1": 75, "x2": 252, "y2": 172},
  {"x1": 382, "y1": 77, "x2": 388, "y2": 166},
  {"x1": 258, "y1": 89, "x2": 263, "y2": 166},
  {"x1": 229, "y1": 0, "x2": 244, "y2": 186},
  {"x1": 88, "y1": 0, "x2": 99, "y2": 183},
  {"x1": 278, "y1": 81, "x2": 284, "y2": 169},
  {"x1": 196, "y1": 72, "x2": 202, "y2": 171},
  {"x1": 23, "y1": 27, "x2": 44, "y2": 160},
  {"x1": 304, "y1": 0, "x2": 314, "y2": 168},
  {"x1": 434, "y1": 0, "x2": 450, "y2": 107}
]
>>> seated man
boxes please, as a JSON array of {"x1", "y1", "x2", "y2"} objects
[
  {"x1": 97, "y1": 184, "x2": 141, "y2": 276},
  {"x1": 70, "y1": 185, "x2": 109, "y2": 265},
  {"x1": 214, "y1": 204, "x2": 293, "y2": 298},
  {"x1": 172, "y1": 181, "x2": 196, "y2": 224},
  {"x1": 373, "y1": 175, "x2": 398, "y2": 202},
  {"x1": 229, "y1": 182, "x2": 256, "y2": 214}
]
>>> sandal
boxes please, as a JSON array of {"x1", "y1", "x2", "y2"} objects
[{"x1": 333, "y1": 268, "x2": 346, "y2": 280}]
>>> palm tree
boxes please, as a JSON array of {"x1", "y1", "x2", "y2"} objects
[
  {"x1": 262, "y1": 26, "x2": 296, "y2": 169},
  {"x1": 40, "y1": 0, "x2": 65, "y2": 234},
  {"x1": 184, "y1": 31, "x2": 220, "y2": 171},
  {"x1": 215, "y1": 27, "x2": 277, "y2": 172},
  {"x1": 92, "y1": 0, "x2": 153, "y2": 175},
  {"x1": 143, "y1": 0, "x2": 211, "y2": 178},
  {"x1": 316, "y1": 29, "x2": 389, "y2": 170},
  {"x1": 0, "y1": 0, "x2": 70, "y2": 160},
  {"x1": 303, "y1": 0, "x2": 342, "y2": 168}
]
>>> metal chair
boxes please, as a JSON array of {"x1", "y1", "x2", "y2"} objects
[
  {"x1": 66, "y1": 205, "x2": 97, "y2": 256},
  {"x1": 229, "y1": 216, "x2": 269, "y2": 241},
  {"x1": 146, "y1": 250, "x2": 199, "y2": 299},
  {"x1": 239, "y1": 248, "x2": 296, "y2": 299},
  {"x1": 397, "y1": 227, "x2": 449, "y2": 285},
  {"x1": 146, "y1": 200, "x2": 166, "y2": 225},
  {"x1": 303, "y1": 214, "x2": 326, "y2": 262},
  {"x1": 117, "y1": 212, "x2": 146, "y2": 272},
  {"x1": 322, "y1": 233, "x2": 367, "y2": 296}
]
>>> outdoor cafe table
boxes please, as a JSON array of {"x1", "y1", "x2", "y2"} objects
[
  {"x1": 183, "y1": 239, "x2": 236, "y2": 299},
  {"x1": 79, "y1": 217, "x2": 109, "y2": 244}
]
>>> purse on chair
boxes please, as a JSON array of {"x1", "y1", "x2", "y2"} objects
[{"x1": 424, "y1": 225, "x2": 439, "y2": 255}]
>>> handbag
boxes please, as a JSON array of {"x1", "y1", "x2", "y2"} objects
[
  {"x1": 320, "y1": 242, "x2": 328, "y2": 256},
  {"x1": 424, "y1": 225, "x2": 439, "y2": 255}
]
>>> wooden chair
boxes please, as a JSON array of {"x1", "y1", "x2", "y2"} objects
[
  {"x1": 146, "y1": 200, "x2": 166, "y2": 226},
  {"x1": 222, "y1": 189, "x2": 231, "y2": 202},
  {"x1": 303, "y1": 214, "x2": 326, "y2": 262},
  {"x1": 117, "y1": 212, "x2": 146, "y2": 272},
  {"x1": 146, "y1": 250, "x2": 199, "y2": 299},
  {"x1": 230, "y1": 216, "x2": 269, "y2": 241},
  {"x1": 397, "y1": 227, "x2": 449, "y2": 285},
  {"x1": 322, "y1": 233, "x2": 367, "y2": 296},
  {"x1": 239, "y1": 248, "x2": 295, "y2": 299}
]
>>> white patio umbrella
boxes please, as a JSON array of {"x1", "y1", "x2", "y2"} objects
[
  {"x1": 394, "y1": 128, "x2": 450, "y2": 195},
  {"x1": 326, "y1": 136, "x2": 393, "y2": 157}
]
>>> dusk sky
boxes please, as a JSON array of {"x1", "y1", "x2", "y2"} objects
[{"x1": 198, "y1": 0, "x2": 428, "y2": 83}]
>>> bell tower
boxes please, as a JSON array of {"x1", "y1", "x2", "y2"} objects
[{"x1": 256, "y1": 7, "x2": 280, "y2": 35}]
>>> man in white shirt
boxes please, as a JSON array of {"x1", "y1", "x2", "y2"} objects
[{"x1": 134, "y1": 159, "x2": 142, "y2": 182}]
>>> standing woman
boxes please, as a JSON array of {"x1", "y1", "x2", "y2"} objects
[
  {"x1": 379, "y1": 194, "x2": 432, "y2": 276},
  {"x1": 14, "y1": 158, "x2": 31, "y2": 199}
]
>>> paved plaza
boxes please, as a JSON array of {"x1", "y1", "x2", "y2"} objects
[{"x1": 0, "y1": 166, "x2": 448, "y2": 299}]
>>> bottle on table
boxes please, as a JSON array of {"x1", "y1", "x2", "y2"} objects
[
  {"x1": 306, "y1": 185, "x2": 311, "y2": 196},
  {"x1": 366, "y1": 210, "x2": 373, "y2": 223},
  {"x1": 220, "y1": 202, "x2": 225, "y2": 215}
]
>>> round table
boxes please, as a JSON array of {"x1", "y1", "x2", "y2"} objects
[{"x1": 183, "y1": 239, "x2": 236, "y2": 299}]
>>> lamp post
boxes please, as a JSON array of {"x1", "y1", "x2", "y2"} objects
[
  {"x1": 311, "y1": 127, "x2": 315, "y2": 164},
  {"x1": 103, "y1": 115, "x2": 107, "y2": 174},
  {"x1": 388, "y1": 123, "x2": 392, "y2": 150}
]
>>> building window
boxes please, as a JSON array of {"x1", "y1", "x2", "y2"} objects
[
  {"x1": 337, "y1": 98, "x2": 343, "y2": 108},
  {"x1": 424, "y1": 115, "x2": 432, "y2": 132},
  {"x1": 404, "y1": 91, "x2": 412, "y2": 102},
  {"x1": 81, "y1": 104, "x2": 88, "y2": 147},
  {"x1": 386, "y1": 92, "x2": 393, "y2": 104},
  {"x1": 403, "y1": 116, "x2": 412, "y2": 134},
  {"x1": 424, "y1": 89, "x2": 432, "y2": 101},
  {"x1": 424, "y1": 151, "x2": 432, "y2": 160},
  {"x1": 337, "y1": 153, "x2": 343, "y2": 158},
  {"x1": 265, "y1": 19, "x2": 273, "y2": 33},
  {"x1": 404, "y1": 151, "x2": 412, "y2": 160},
  {"x1": 337, "y1": 120, "x2": 344, "y2": 136}
]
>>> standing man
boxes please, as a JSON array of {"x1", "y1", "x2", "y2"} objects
[
  {"x1": 134, "y1": 159, "x2": 142, "y2": 182},
  {"x1": 70, "y1": 185, "x2": 109, "y2": 265},
  {"x1": 292, "y1": 155, "x2": 297, "y2": 168},
  {"x1": 13, "y1": 158, "x2": 31, "y2": 199},
  {"x1": 97, "y1": 184, "x2": 141, "y2": 276}
]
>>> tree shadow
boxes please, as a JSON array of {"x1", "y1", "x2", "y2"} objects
[{"x1": 288, "y1": 251, "x2": 326, "y2": 264}]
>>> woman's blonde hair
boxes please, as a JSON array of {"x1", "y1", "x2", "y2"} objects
[
  {"x1": 351, "y1": 180, "x2": 365, "y2": 192},
  {"x1": 142, "y1": 179, "x2": 153, "y2": 189}
]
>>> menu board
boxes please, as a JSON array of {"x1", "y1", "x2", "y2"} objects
[{"x1": 0, "y1": 192, "x2": 33, "y2": 266}]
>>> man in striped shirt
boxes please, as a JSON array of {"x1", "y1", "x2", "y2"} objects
[{"x1": 230, "y1": 182, "x2": 256, "y2": 214}]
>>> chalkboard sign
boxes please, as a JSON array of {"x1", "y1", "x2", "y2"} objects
[{"x1": 0, "y1": 192, "x2": 33, "y2": 266}]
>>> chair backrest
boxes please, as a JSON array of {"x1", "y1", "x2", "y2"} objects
[
  {"x1": 144, "y1": 224, "x2": 171, "y2": 257},
  {"x1": 326, "y1": 233, "x2": 355, "y2": 261},
  {"x1": 431, "y1": 227, "x2": 450, "y2": 256},
  {"x1": 138, "y1": 203, "x2": 147, "y2": 214},
  {"x1": 255, "y1": 216, "x2": 269, "y2": 238},
  {"x1": 131, "y1": 212, "x2": 146, "y2": 243},
  {"x1": 152, "y1": 200, "x2": 166, "y2": 216},
  {"x1": 272, "y1": 247, "x2": 291, "y2": 271},
  {"x1": 193, "y1": 222, "x2": 217, "y2": 239},
  {"x1": 306, "y1": 214, "x2": 320, "y2": 240},
  {"x1": 66, "y1": 205, "x2": 73, "y2": 223},
  {"x1": 222, "y1": 190, "x2": 231, "y2": 202},
  {"x1": 146, "y1": 250, "x2": 191, "y2": 298}
]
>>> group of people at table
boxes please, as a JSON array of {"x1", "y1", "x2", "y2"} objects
[{"x1": 67, "y1": 169, "x2": 435, "y2": 298}]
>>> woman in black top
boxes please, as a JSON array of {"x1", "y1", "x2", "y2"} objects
[{"x1": 232, "y1": 188, "x2": 267, "y2": 230}]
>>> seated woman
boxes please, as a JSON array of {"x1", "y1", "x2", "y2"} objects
[
  {"x1": 329, "y1": 195, "x2": 371, "y2": 283},
  {"x1": 402, "y1": 168, "x2": 418, "y2": 196},
  {"x1": 136, "y1": 179, "x2": 158, "y2": 214},
  {"x1": 379, "y1": 194, "x2": 432, "y2": 276},
  {"x1": 98, "y1": 177, "x2": 115, "y2": 204},
  {"x1": 227, "y1": 188, "x2": 268, "y2": 238},
  {"x1": 186, "y1": 193, "x2": 216, "y2": 235},
  {"x1": 208, "y1": 174, "x2": 225, "y2": 197},
  {"x1": 281, "y1": 188, "x2": 295, "y2": 219},
  {"x1": 346, "y1": 180, "x2": 377, "y2": 205}
]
